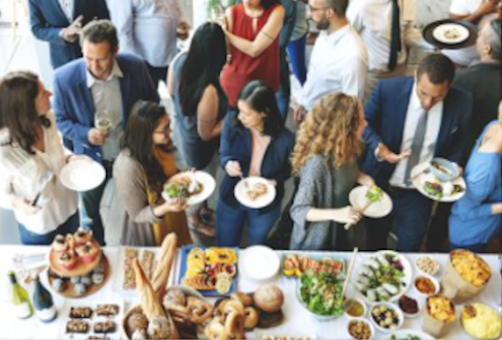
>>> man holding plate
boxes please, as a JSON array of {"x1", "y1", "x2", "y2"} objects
[{"x1": 362, "y1": 54, "x2": 472, "y2": 252}]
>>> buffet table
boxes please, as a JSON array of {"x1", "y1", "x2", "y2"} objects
[{"x1": 0, "y1": 245, "x2": 500, "y2": 340}]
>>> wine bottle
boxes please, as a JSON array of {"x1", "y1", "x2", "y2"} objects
[
  {"x1": 8, "y1": 271, "x2": 34, "y2": 319},
  {"x1": 32, "y1": 275, "x2": 57, "y2": 322}
]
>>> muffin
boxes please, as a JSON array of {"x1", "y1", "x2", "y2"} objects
[
  {"x1": 52, "y1": 234, "x2": 68, "y2": 252},
  {"x1": 76, "y1": 241, "x2": 100, "y2": 263},
  {"x1": 58, "y1": 251, "x2": 77, "y2": 270},
  {"x1": 74, "y1": 227, "x2": 93, "y2": 246}
]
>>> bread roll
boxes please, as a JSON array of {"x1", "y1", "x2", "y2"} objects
[{"x1": 152, "y1": 233, "x2": 178, "y2": 298}]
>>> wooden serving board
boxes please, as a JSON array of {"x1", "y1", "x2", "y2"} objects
[
  {"x1": 49, "y1": 239, "x2": 102, "y2": 277},
  {"x1": 48, "y1": 254, "x2": 110, "y2": 299}
]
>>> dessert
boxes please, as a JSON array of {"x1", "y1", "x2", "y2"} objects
[
  {"x1": 73, "y1": 282, "x2": 87, "y2": 296},
  {"x1": 123, "y1": 248, "x2": 138, "y2": 290},
  {"x1": 74, "y1": 227, "x2": 93, "y2": 245},
  {"x1": 66, "y1": 319, "x2": 89, "y2": 333},
  {"x1": 52, "y1": 234, "x2": 68, "y2": 252},
  {"x1": 461, "y1": 303, "x2": 502, "y2": 340},
  {"x1": 76, "y1": 241, "x2": 100, "y2": 263},
  {"x1": 94, "y1": 320, "x2": 116, "y2": 333},
  {"x1": 69, "y1": 306, "x2": 93, "y2": 319},
  {"x1": 246, "y1": 182, "x2": 268, "y2": 201},
  {"x1": 96, "y1": 304, "x2": 119, "y2": 317},
  {"x1": 58, "y1": 251, "x2": 77, "y2": 270}
]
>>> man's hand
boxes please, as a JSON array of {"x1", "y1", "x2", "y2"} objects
[
  {"x1": 61, "y1": 15, "x2": 83, "y2": 43},
  {"x1": 294, "y1": 105, "x2": 306, "y2": 124},
  {"x1": 377, "y1": 143, "x2": 411, "y2": 164},
  {"x1": 88, "y1": 128, "x2": 108, "y2": 146}
]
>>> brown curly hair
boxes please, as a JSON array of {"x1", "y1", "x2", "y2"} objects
[{"x1": 291, "y1": 92, "x2": 364, "y2": 176}]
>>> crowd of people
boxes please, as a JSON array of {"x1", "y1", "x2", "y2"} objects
[{"x1": 0, "y1": 0, "x2": 500, "y2": 253}]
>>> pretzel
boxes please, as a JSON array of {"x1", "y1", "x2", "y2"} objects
[
  {"x1": 187, "y1": 296, "x2": 214, "y2": 324},
  {"x1": 231, "y1": 292, "x2": 253, "y2": 307},
  {"x1": 225, "y1": 312, "x2": 245, "y2": 339},
  {"x1": 205, "y1": 318, "x2": 230, "y2": 340}
]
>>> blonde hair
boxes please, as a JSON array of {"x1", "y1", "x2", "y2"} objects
[{"x1": 291, "y1": 92, "x2": 363, "y2": 176}]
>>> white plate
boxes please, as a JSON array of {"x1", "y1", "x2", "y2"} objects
[
  {"x1": 349, "y1": 186, "x2": 393, "y2": 218},
  {"x1": 411, "y1": 163, "x2": 466, "y2": 202},
  {"x1": 238, "y1": 245, "x2": 280, "y2": 282},
  {"x1": 433, "y1": 23, "x2": 469, "y2": 44},
  {"x1": 255, "y1": 330, "x2": 317, "y2": 340},
  {"x1": 356, "y1": 250, "x2": 413, "y2": 305},
  {"x1": 234, "y1": 176, "x2": 276, "y2": 209},
  {"x1": 162, "y1": 171, "x2": 215, "y2": 206},
  {"x1": 60, "y1": 158, "x2": 106, "y2": 192},
  {"x1": 383, "y1": 329, "x2": 436, "y2": 340}
]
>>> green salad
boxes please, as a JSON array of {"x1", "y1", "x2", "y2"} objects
[
  {"x1": 299, "y1": 272, "x2": 343, "y2": 316},
  {"x1": 366, "y1": 185, "x2": 383, "y2": 202}
]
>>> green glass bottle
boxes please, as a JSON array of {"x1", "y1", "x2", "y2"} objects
[
  {"x1": 33, "y1": 275, "x2": 57, "y2": 322},
  {"x1": 8, "y1": 271, "x2": 34, "y2": 319}
]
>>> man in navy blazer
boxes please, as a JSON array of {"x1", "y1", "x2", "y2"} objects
[
  {"x1": 53, "y1": 20, "x2": 159, "y2": 245},
  {"x1": 28, "y1": 0, "x2": 109, "y2": 69},
  {"x1": 362, "y1": 54, "x2": 472, "y2": 252}
]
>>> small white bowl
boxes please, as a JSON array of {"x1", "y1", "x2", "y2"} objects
[
  {"x1": 238, "y1": 245, "x2": 280, "y2": 283},
  {"x1": 369, "y1": 302, "x2": 404, "y2": 333},
  {"x1": 415, "y1": 255, "x2": 441, "y2": 276},
  {"x1": 344, "y1": 298, "x2": 367, "y2": 319},
  {"x1": 347, "y1": 317, "x2": 375, "y2": 340},
  {"x1": 397, "y1": 295, "x2": 422, "y2": 319},
  {"x1": 413, "y1": 273, "x2": 440, "y2": 298}
]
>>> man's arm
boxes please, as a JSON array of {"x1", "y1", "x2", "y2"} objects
[{"x1": 28, "y1": 0, "x2": 65, "y2": 45}]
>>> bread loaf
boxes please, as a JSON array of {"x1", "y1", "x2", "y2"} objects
[{"x1": 151, "y1": 233, "x2": 178, "y2": 299}]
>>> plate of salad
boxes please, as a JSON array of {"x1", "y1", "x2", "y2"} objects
[
  {"x1": 296, "y1": 271, "x2": 344, "y2": 321},
  {"x1": 411, "y1": 163, "x2": 466, "y2": 202},
  {"x1": 162, "y1": 170, "x2": 215, "y2": 205},
  {"x1": 349, "y1": 185, "x2": 393, "y2": 218}
]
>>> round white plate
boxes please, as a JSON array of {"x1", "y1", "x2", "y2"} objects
[
  {"x1": 162, "y1": 171, "x2": 215, "y2": 206},
  {"x1": 234, "y1": 176, "x2": 276, "y2": 209},
  {"x1": 433, "y1": 23, "x2": 469, "y2": 44},
  {"x1": 356, "y1": 250, "x2": 413, "y2": 305},
  {"x1": 238, "y1": 245, "x2": 280, "y2": 282},
  {"x1": 411, "y1": 162, "x2": 466, "y2": 202},
  {"x1": 383, "y1": 329, "x2": 436, "y2": 340},
  {"x1": 349, "y1": 186, "x2": 393, "y2": 218},
  {"x1": 59, "y1": 158, "x2": 106, "y2": 192}
]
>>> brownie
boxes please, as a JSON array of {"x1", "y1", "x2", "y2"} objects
[
  {"x1": 66, "y1": 320, "x2": 89, "y2": 333},
  {"x1": 96, "y1": 304, "x2": 119, "y2": 317},
  {"x1": 69, "y1": 307, "x2": 93, "y2": 319},
  {"x1": 94, "y1": 320, "x2": 116, "y2": 334}
]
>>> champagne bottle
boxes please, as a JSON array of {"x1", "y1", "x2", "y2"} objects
[
  {"x1": 8, "y1": 271, "x2": 34, "y2": 319},
  {"x1": 32, "y1": 275, "x2": 57, "y2": 322}
]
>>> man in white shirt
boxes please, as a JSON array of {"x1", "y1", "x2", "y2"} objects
[
  {"x1": 361, "y1": 54, "x2": 472, "y2": 251},
  {"x1": 294, "y1": 0, "x2": 368, "y2": 123}
]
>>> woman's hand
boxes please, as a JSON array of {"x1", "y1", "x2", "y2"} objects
[
  {"x1": 329, "y1": 206, "x2": 362, "y2": 225},
  {"x1": 156, "y1": 198, "x2": 188, "y2": 217},
  {"x1": 225, "y1": 161, "x2": 242, "y2": 177},
  {"x1": 12, "y1": 197, "x2": 41, "y2": 215},
  {"x1": 357, "y1": 172, "x2": 376, "y2": 187}
]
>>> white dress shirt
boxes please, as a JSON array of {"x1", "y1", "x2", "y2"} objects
[
  {"x1": 389, "y1": 83, "x2": 443, "y2": 188},
  {"x1": 107, "y1": 0, "x2": 182, "y2": 67},
  {"x1": 0, "y1": 112, "x2": 78, "y2": 234},
  {"x1": 57, "y1": 0, "x2": 74, "y2": 22},
  {"x1": 301, "y1": 24, "x2": 368, "y2": 110},
  {"x1": 347, "y1": 0, "x2": 407, "y2": 72},
  {"x1": 87, "y1": 60, "x2": 124, "y2": 161}
]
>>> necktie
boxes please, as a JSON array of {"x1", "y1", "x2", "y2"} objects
[
  {"x1": 388, "y1": 0, "x2": 402, "y2": 71},
  {"x1": 404, "y1": 110, "x2": 429, "y2": 186}
]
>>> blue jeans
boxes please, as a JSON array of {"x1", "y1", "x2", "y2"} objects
[
  {"x1": 18, "y1": 212, "x2": 80, "y2": 245},
  {"x1": 365, "y1": 188, "x2": 433, "y2": 252},
  {"x1": 287, "y1": 34, "x2": 307, "y2": 85},
  {"x1": 215, "y1": 199, "x2": 281, "y2": 247}
]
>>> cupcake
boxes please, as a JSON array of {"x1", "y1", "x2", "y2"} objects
[
  {"x1": 76, "y1": 241, "x2": 100, "y2": 263},
  {"x1": 52, "y1": 234, "x2": 68, "y2": 252},
  {"x1": 58, "y1": 251, "x2": 77, "y2": 270},
  {"x1": 80, "y1": 275, "x2": 93, "y2": 287},
  {"x1": 74, "y1": 227, "x2": 93, "y2": 246}
]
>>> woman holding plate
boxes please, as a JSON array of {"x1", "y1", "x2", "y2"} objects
[
  {"x1": 113, "y1": 100, "x2": 191, "y2": 246},
  {"x1": 289, "y1": 92, "x2": 375, "y2": 251},
  {"x1": 0, "y1": 71, "x2": 79, "y2": 245},
  {"x1": 216, "y1": 80, "x2": 295, "y2": 247}
]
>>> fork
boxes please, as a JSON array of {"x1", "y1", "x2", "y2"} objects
[{"x1": 239, "y1": 174, "x2": 250, "y2": 189}]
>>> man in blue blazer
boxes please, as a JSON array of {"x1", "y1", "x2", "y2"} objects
[
  {"x1": 53, "y1": 20, "x2": 159, "y2": 245},
  {"x1": 362, "y1": 54, "x2": 472, "y2": 252},
  {"x1": 28, "y1": 0, "x2": 110, "y2": 69}
]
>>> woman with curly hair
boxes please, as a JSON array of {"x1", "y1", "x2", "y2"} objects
[{"x1": 289, "y1": 92, "x2": 375, "y2": 251}]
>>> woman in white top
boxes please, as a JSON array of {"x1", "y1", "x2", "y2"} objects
[{"x1": 0, "y1": 71, "x2": 79, "y2": 245}]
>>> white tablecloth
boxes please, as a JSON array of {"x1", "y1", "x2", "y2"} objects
[{"x1": 0, "y1": 246, "x2": 500, "y2": 339}]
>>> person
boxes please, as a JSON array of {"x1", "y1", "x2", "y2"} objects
[
  {"x1": 53, "y1": 20, "x2": 159, "y2": 245},
  {"x1": 0, "y1": 71, "x2": 79, "y2": 245},
  {"x1": 362, "y1": 54, "x2": 472, "y2": 252},
  {"x1": 426, "y1": 19, "x2": 502, "y2": 251},
  {"x1": 448, "y1": 103, "x2": 502, "y2": 252},
  {"x1": 113, "y1": 101, "x2": 191, "y2": 247},
  {"x1": 167, "y1": 22, "x2": 228, "y2": 245},
  {"x1": 287, "y1": 0, "x2": 308, "y2": 85},
  {"x1": 294, "y1": 0, "x2": 368, "y2": 123},
  {"x1": 216, "y1": 80, "x2": 295, "y2": 247},
  {"x1": 289, "y1": 93, "x2": 375, "y2": 250},
  {"x1": 107, "y1": 0, "x2": 190, "y2": 86},
  {"x1": 220, "y1": 0, "x2": 285, "y2": 113},
  {"x1": 442, "y1": 0, "x2": 500, "y2": 67},
  {"x1": 28, "y1": 0, "x2": 110, "y2": 69}
]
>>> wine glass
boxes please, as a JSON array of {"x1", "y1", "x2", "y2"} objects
[{"x1": 94, "y1": 110, "x2": 112, "y2": 133}]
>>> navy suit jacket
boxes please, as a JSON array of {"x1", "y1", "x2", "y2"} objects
[
  {"x1": 362, "y1": 77, "x2": 473, "y2": 187},
  {"x1": 219, "y1": 111, "x2": 295, "y2": 213},
  {"x1": 28, "y1": 0, "x2": 109, "y2": 69},
  {"x1": 53, "y1": 54, "x2": 159, "y2": 162}
]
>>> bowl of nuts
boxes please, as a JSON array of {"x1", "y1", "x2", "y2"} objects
[
  {"x1": 369, "y1": 302, "x2": 404, "y2": 333},
  {"x1": 347, "y1": 318, "x2": 374, "y2": 340},
  {"x1": 416, "y1": 256, "x2": 441, "y2": 276}
]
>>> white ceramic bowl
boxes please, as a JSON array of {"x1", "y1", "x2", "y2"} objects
[
  {"x1": 415, "y1": 255, "x2": 441, "y2": 276},
  {"x1": 413, "y1": 273, "x2": 440, "y2": 298},
  {"x1": 347, "y1": 317, "x2": 375, "y2": 340},
  {"x1": 397, "y1": 295, "x2": 422, "y2": 319},
  {"x1": 369, "y1": 302, "x2": 404, "y2": 333},
  {"x1": 344, "y1": 298, "x2": 367, "y2": 319},
  {"x1": 238, "y1": 245, "x2": 280, "y2": 283}
]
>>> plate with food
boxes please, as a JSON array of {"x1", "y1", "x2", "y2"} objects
[
  {"x1": 234, "y1": 176, "x2": 276, "y2": 209},
  {"x1": 461, "y1": 303, "x2": 502, "y2": 340},
  {"x1": 255, "y1": 330, "x2": 317, "y2": 340},
  {"x1": 432, "y1": 23, "x2": 469, "y2": 44},
  {"x1": 178, "y1": 246, "x2": 238, "y2": 297},
  {"x1": 355, "y1": 251, "x2": 412, "y2": 304},
  {"x1": 162, "y1": 170, "x2": 215, "y2": 206},
  {"x1": 411, "y1": 162, "x2": 466, "y2": 202},
  {"x1": 349, "y1": 185, "x2": 393, "y2": 218},
  {"x1": 282, "y1": 253, "x2": 345, "y2": 278},
  {"x1": 383, "y1": 329, "x2": 436, "y2": 340},
  {"x1": 60, "y1": 157, "x2": 106, "y2": 192}
]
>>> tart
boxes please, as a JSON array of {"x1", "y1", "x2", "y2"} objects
[
  {"x1": 76, "y1": 241, "x2": 100, "y2": 263},
  {"x1": 74, "y1": 227, "x2": 93, "y2": 246},
  {"x1": 58, "y1": 250, "x2": 77, "y2": 270},
  {"x1": 52, "y1": 234, "x2": 68, "y2": 252}
]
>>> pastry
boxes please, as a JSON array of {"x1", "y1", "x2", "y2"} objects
[
  {"x1": 123, "y1": 248, "x2": 138, "y2": 290},
  {"x1": 51, "y1": 278, "x2": 66, "y2": 292},
  {"x1": 52, "y1": 234, "x2": 68, "y2": 252},
  {"x1": 73, "y1": 282, "x2": 87, "y2": 296},
  {"x1": 147, "y1": 315, "x2": 176, "y2": 340},
  {"x1": 66, "y1": 319, "x2": 89, "y2": 333},
  {"x1": 74, "y1": 227, "x2": 93, "y2": 245},
  {"x1": 151, "y1": 233, "x2": 177, "y2": 298},
  {"x1": 69, "y1": 306, "x2": 93, "y2": 319},
  {"x1": 58, "y1": 251, "x2": 77, "y2": 270},
  {"x1": 92, "y1": 272, "x2": 105, "y2": 285},
  {"x1": 127, "y1": 313, "x2": 149, "y2": 334},
  {"x1": 76, "y1": 241, "x2": 100, "y2": 263},
  {"x1": 94, "y1": 320, "x2": 116, "y2": 334},
  {"x1": 80, "y1": 275, "x2": 93, "y2": 287},
  {"x1": 70, "y1": 276, "x2": 81, "y2": 284},
  {"x1": 183, "y1": 274, "x2": 216, "y2": 290},
  {"x1": 96, "y1": 304, "x2": 119, "y2": 317},
  {"x1": 132, "y1": 329, "x2": 147, "y2": 340}
]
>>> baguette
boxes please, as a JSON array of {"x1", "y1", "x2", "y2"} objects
[
  {"x1": 151, "y1": 233, "x2": 178, "y2": 299},
  {"x1": 133, "y1": 258, "x2": 165, "y2": 320}
]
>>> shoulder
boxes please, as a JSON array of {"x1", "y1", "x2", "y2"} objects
[
  {"x1": 276, "y1": 128, "x2": 295, "y2": 146},
  {"x1": 300, "y1": 155, "x2": 326, "y2": 177},
  {"x1": 116, "y1": 53, "x2": 147, "y2": 71},
  {"x1": 115, "y1": 150, "x2": 143, "y2": 173},
  {"x1": 447, "y1": 85, "x2": 473, "y2": 107},
  {"x1": 379, "y1": 77, "x2": 413, "y2": 91},
  {"x1": 55, "y1": 59, "x2": 85, "y2": 81}
]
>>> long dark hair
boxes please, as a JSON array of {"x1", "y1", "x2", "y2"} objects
[
  {"x1": 179, "y1": 22, "x2": 227, "y2": 117},
  {"x1": 121, "y1": 100, "x2": 170, "y2": 189},
  {"x1": 0, "y1": 71, "x2": 50, "y2": 154},
  {"x1": 235, "y1": 80, "x2": 283, "y2": 137}
]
